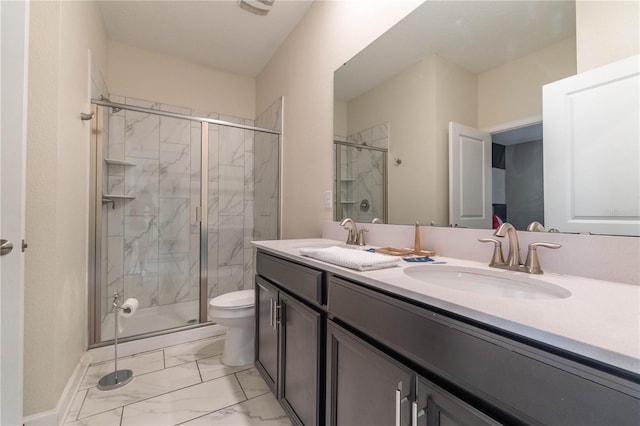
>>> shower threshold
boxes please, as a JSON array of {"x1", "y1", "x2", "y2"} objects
[{"x1": 101, "y1": 300, "x2": 202, "y2": 341}]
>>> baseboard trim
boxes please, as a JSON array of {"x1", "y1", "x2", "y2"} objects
[{"x1": 22, "y1": 353, "x2": 91, "y2": 426}]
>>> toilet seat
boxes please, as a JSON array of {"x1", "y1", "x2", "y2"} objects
[{"x1": 209, "y1": 289, "x2": 254, "y2": 309}]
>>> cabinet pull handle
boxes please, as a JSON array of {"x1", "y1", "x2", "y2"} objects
[
  {"x1": 411, "y1": 401, "x2": 425, "y2": 425},
  {"x1": 269, "y1": 298, "x2": 274, "y2": 327},
  {"x1": 395, "y1": 388, "x2": 402, "y2": 426},
  {"x1": 275, "y1": 303, "x2": 282, "y2": 329}
]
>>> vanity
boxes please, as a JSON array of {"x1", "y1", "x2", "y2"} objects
[{"x1": 253, "y1": 238, "x2": 640, "y2": 425}]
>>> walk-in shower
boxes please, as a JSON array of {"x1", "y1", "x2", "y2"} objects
[{"x1": 88, "y1": 96, "x2": 281, "y2": 346}]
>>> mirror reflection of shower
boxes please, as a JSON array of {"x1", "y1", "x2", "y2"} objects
[{"x1": 334, "y1": 122, "x2": 388, "y2": 224}]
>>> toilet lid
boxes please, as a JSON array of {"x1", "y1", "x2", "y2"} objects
[{"x1": 209, "y1": 289, "x2": 254, "y2": 309}]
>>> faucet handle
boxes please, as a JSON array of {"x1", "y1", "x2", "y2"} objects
[
  {"x1": 357, "y1": 228, "x2": 368, "y2": 246},
  {"x1": 478, "y1": 238, "x2": 506, "y2": 268},
  {"x1": 524, "y1": 242, "x2": 561, "y2": 274},
  {"x1": 343, "y1": 227, "x2": 356, "y2": 244}
]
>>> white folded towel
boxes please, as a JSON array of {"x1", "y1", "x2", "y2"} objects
[{"x1": 299, "y1": 246, "x2": 399, "y2": 271}]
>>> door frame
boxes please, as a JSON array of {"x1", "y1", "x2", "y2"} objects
[{"x1": 0, "y1": 1, "x2": 29, "y2": 423}]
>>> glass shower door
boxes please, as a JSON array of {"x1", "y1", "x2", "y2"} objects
[{"x1": 94, "y1": 104, "x2": 202, "y2": 342}]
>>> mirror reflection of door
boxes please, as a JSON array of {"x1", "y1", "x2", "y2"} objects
[
  {"x1": 449, "y1": 122, "x2": 544, "y2": 230},
  {"x1": 449, "y1": 122, "x2": 492, "y2": 229},
  {"x1": 334, "y1": 141, "x2": 387, "y2": 223}
]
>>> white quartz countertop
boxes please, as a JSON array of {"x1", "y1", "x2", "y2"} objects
[{"x1": 252, "y1": 238, "x2": 640, "y2": 376}]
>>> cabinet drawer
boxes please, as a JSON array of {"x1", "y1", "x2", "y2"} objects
[
  {"x1": 257, "y1": 251, "x2": 324, "y2": 306},
  {"x1": 328, "y1": 275, "x2": 640, "y2": 425}
]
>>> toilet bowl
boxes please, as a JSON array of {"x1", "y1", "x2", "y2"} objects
[{"x1": 208, "y1": 289, "x2": 255, "y2": 366}]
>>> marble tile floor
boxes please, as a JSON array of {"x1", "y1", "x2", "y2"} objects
[{"x1": 64, "y1": 336, "x2": 291, "y2": 426}]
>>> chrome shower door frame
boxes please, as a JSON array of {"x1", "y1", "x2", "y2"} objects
[{"x1": 88, "y1": 100, "x2": 281, "y2": 347}]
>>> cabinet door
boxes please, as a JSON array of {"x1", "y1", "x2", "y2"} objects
[
  {"x1": 255, "y1": 277, "x2": 278, "y2": 393},
  {"x1": 280, "y1": 293, "x2": 322, "y2": 426},
  {"x1": 327, "y1": 321, "x2": 412, "y2": 426},
  {"x1": 415, "y1": 377, "x2": 500, "y2": 426}
]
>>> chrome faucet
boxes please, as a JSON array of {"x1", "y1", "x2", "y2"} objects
[
  {"x1": 340, "y1": 218, "x2": 359, "y2": 245},
  {"x1": 526, "y1": 221, "x2": 546, "y2": 232},
  {"x1": 493, "y1": 222, "x2": 524, "y2": 271},
  {"x1": 480, "y1": 222, "x2": 562, "y2": 274}
]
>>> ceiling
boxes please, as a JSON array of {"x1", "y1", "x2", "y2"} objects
[
  {"x1": 335, "y1": 0, "x2": 576, "y2": 102},
  {"x1": 98, "y1": 0, "x2": 314, "y2": 77}
]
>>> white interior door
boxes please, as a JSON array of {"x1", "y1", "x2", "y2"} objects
[
  {"x1": 449, "y1": 122, "x2": 492, "y2": 229},
  {"x1": 1, "y1": 1, "x2": 28, "y2": 424},
  {"x1": 543, "y1": 55, "x2": 640, "y2": 236}
]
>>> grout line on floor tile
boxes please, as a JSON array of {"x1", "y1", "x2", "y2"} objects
[
  {"x1": 82, "y1": 358, "x2": 187, "y2": 393},
  {"x1": 196, "y1": 359, "x2": 204, "y2": 383},
  {"x1": 244, "y1": 389, "x2": 271, "y2": 401},
  {"x1": 69, "y1": 389, "x2": 89, "y2": 424},
  {"x1": 78, "y1": 369, "x2": 238, "y2": 421},
  {"x1": 173, "y1": 391, "x2": 257, "y2": 426},
  {"x1": 76, "y1": 362, "x2": 201, "y2": 421},
  {"x1": 233, "y1": 371, "x2": 249, "y2": 401}
]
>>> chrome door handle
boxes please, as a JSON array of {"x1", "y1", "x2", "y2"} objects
[{"x1": 1, "y1": 239, "x2": 14, "y2": 256}]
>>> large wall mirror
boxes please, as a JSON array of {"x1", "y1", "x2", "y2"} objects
[{"x1": 333, "y1": 0, "x2": 639, "y2": 236}]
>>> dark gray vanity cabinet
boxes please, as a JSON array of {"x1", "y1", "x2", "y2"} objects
[
  {"x1": 415, "y1": 377, "x2": 498, "y2": 426},
  {"x1": 254, "y1": 250, "x2": 325, "y2": 426},
  {"x1": 255, "y1": 277, "x2": 278, "y2": 392},
  {"x1": 327, "y1": 321, "x2": 413, "y2": 426},
  {"x1": 327, "y1": 274, "x2": 640, "y2": 425},
  {"x1": 327, "y1": 320, "x2": 498, "y2": 426}
]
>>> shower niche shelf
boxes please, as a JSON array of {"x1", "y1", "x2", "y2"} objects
[{"x1": 104, "y1": 158, "x2": 136, "y2": 167}]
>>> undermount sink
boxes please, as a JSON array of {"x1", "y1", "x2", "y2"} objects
[{"x1": 403, "y1": 266, "x2": 571, "y2": 300}]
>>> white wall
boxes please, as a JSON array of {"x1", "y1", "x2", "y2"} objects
[
  {"x1": 343, "y1": 54, "x2": 477, "y2": 226},
  {"x1": 576, "y1": 1, "x2": 640, "y2": 73},
  {"x1": 477, "y1": 37, "x2": 577, "y2": 130},
  {"x1": 256, "y1": 0, "x2": 424, "y2": 238},
  {"x1": 108, "y1": 41, "x2": 256, "y2": 119},
  {"x1": 25, "y1": 0, "x2": 108, "y2": 417}
]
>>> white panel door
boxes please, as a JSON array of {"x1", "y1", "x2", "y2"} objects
[
  {"x1": 543, "y1": 55, "x2": 640, "y2": 236},
  {"x1": 449, "y1": 122, "x2": 492, "y2": 229},
  {"x1": 1, "y1": 1, "x2": 28, "y2": 424}
]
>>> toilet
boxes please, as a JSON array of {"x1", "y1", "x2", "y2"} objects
[{"x1": 208, "y1": 289, "x2": 255, "y2": 366}]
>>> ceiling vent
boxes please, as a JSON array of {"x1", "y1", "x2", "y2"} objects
[{"x1": 239, "y1": 0, "x2": 275, "y2": 16}]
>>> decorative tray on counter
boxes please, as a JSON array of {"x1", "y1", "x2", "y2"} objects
[{"x1": 375, "y1": 247, "x2": 436, "y2": 257}]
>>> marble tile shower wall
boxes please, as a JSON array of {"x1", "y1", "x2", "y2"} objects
[
  {"x1": 103, "y1": 95, "x2": 277, "y2": 320},
  {"x1": 341, "y1": 122, "x2": 388, "y2": 222}
]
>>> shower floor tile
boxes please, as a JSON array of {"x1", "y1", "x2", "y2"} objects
[{"x1": 64, "y1": 337, "x2": 290, "y2": 426}]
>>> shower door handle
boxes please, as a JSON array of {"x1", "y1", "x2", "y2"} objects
[{"x1": 0, "y1": 239, "x2": 14, "y2": 256}]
